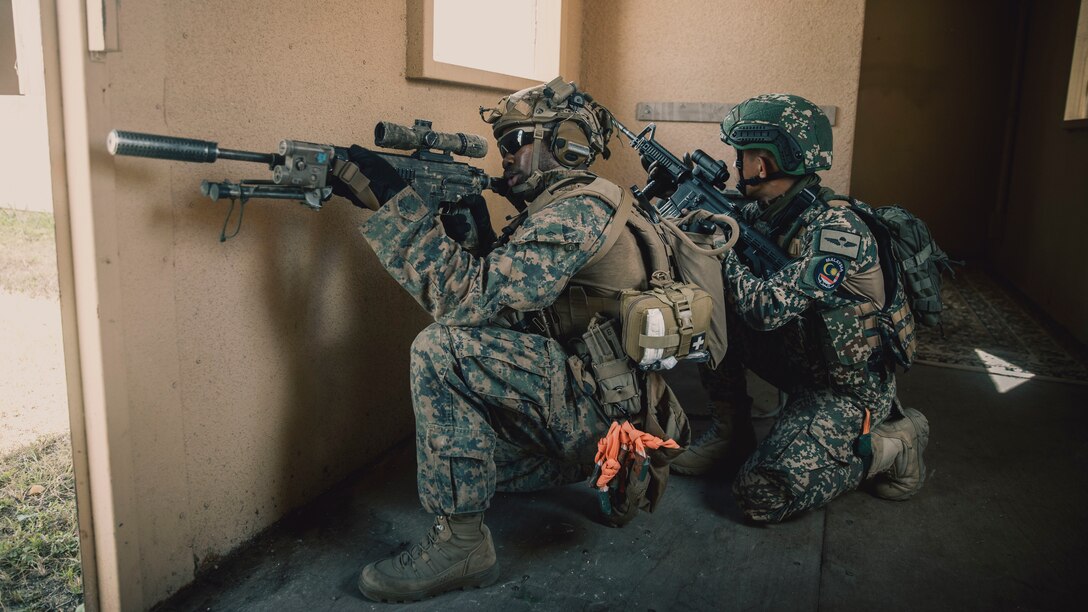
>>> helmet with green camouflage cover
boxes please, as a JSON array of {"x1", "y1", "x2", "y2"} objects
[
  {"x1": 480, "y1": 76, "x2": 612, "y2": 167},
  {"x1": 720, "y1": 94, "x2": 832, "y2": 175}
]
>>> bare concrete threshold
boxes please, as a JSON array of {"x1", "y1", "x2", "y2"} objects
[
  {"x1": 153, "y1": 363, "x2": 1088, "y2": 611},
  {"x1": 0, "y1": 290, "x2": 68, "y2": 455}
]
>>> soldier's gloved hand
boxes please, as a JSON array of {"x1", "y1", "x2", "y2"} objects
[
  {"x1": 347, "y1": 144, "x2": 409, "y2": 203},
  {"x1": 440, "y1": 194, "x2": 497, "y2": 252},
  {"x1": 645, "y1": 160, "x2": 678, "y2": 200},
  {"x1": 330, "y1": 145, "x2": 408, "y2": 208}
]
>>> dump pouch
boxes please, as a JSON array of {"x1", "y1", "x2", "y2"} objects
[{"x1": 595, "y1": 373, "x2": 690, "y2": 528}]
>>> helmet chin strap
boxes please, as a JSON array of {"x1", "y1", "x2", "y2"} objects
[
  {"x1": 735, "y1": 153, "x2": 788, "y2": 197},
  {"x1": 510, "y1": 123, "x2": 550, "y2": 202}
]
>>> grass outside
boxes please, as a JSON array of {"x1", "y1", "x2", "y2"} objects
[
  {"x1": 0, "y1": 209, "x2": 59, "y2": 299},
  {"x1": 0, "y1": 434, "x2": 82, "y2": 611},
  {"x1": 1, "y1": 209, "x2": 80, "y2": 609}
]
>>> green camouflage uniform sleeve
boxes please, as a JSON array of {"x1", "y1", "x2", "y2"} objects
[
  {"x1": 724, "y1": 206, "x2": 876, "y2": 331},
  {"x1": 360, "y1": 186, "x2": 612, "y2": 326}
]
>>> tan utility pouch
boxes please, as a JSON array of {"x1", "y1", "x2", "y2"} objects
[
  {"x1": 619, "y1": 275, "x2": 715, "y2": 370},
  {"x1": 581, "y1": 316, "x2": 641, "y2": 419}
]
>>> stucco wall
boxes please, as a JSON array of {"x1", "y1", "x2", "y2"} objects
[
  {"x1": 851, "y1": 0, "x2": 1019, "y2": 261},
  {"x1": 0, "y1": 0, "x2": 51, "y2": 212},
  {"x1": 581, "y1": 0, "x2": 866, "y2": 196},
  {"x1": 995, "y1": 0, "x2": 1088, "y2": 344},
  {"x1": 93, "y1": 0, "x2": 516, "y2": 604}
]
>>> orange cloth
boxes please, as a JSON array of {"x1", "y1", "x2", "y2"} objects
[{"x1": 592, "y1": 420, "x2": 680, "y2": 490}]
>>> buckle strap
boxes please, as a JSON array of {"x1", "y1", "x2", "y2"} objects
[{"x1": 331, "y1": 158, "x2": 380, "y2": 210}]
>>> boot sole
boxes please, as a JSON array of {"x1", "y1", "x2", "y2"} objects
[{"x1": 358, "y1": 561, "x2": 501, "y2": 603}]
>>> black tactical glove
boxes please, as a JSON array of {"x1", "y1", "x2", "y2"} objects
[
  {"x1": 644, "y1": 160, "x2": 678, "y2": 200},
  {"x1": 329, "y1": 145, "x2": 408, "y2": 209},
  {"x1": 440, "y1": 194, "x2": 497, "y2": 253}
]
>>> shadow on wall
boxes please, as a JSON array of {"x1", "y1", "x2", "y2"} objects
[{"x1": 256, "y1": 201, "x2": 430, "y2": 521}]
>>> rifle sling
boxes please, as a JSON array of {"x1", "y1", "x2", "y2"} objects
[{"x1": 331, "y1": 158, "x2": 381, "y2": 210}]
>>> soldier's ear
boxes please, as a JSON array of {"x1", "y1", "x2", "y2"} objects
[{"x1": 757, "y1": 153, "x2": 779, "y2": 177}]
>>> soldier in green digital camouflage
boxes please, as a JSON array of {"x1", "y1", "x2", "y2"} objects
[
  {"x1": 670, "y1": 94, "x2": 930, "y2": 522},
  {"x1": 329, "y1": 78, "x2": 682, "y2": 602}
]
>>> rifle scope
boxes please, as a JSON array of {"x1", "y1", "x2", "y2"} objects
[
  {"x1": 374, "y1": 119, "x2": 488, "y2": 159},
  {"x1": 689, "y1": 149, "x2": 730, "y2": 190}
]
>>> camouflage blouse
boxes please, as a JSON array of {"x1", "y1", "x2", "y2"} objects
[{"x1": 359, "y1": 175, "x2": 613, "y2": 327}]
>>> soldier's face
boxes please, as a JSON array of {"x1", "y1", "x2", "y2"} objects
[{"x1": 501, "y1": 141, "x2": 536, "y2": 190}]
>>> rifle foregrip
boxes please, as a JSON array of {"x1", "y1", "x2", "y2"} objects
[{"x1": 107, "y1": 130, "x2": 219, "y2": 163}]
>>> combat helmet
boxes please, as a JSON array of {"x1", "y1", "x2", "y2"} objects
[
  {"x1": 480, "y1": 77, "x2": 612, "y2": 198},
  {"x1": 720, "y1": 94, "x2": 832, "y2": 176}
]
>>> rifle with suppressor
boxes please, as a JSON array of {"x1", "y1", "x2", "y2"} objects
[
  {"x1": 610, "y1": 117, "x2": 792, "y2": 279},
  {"x1": 107, "y1": 119, "x2": 494, "y2": 242}
]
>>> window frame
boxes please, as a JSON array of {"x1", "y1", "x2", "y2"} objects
[
  {"x1": 1064, "y1": 0, "x2": 1088, "y2": 128},
  {"x1": 405, "y1": 0, "x2": 582, "y2": 91},
  {"x1": 1, "y1": 0, "x2": 21, "y2": 95}
]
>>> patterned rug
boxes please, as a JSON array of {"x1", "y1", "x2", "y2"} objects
[{"x1": 913, "y1": 268, "x2": 1088, "y2": 384}]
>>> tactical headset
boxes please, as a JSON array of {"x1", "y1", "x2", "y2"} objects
[{"x1": 550, "y1": 118, "x2": 595, "y2": 168}]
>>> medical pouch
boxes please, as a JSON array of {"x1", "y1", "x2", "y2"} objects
[{"x1": 619, "y1": 279, "x2": 714, "y2": 370}]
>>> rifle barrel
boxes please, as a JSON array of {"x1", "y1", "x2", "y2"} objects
[{"x1": 107, "y1": 130, "x2": 278, "y2": 166}]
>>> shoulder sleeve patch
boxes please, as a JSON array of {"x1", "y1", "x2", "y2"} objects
[
  {"x1": 818, "y1": 228, "x2": 861, "y2": 260},
  {"x1": 813, "y1": 255, "x2": 847, "y2": 290}
]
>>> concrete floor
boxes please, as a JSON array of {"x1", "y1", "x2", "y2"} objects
[{"x1": 154, "y1": 362, "x2": 1088, "y2": 611}]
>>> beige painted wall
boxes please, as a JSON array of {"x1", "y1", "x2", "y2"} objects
[
  {"x1": 851, "y1": 0, "x2": 1019, "y2": 260},
  {"x1": 0, "y1": 0, "x2": 52, "y2": 212},
  {"x1": 70, "y1": 0, "x2": 518, "y2": 606},
  {"x1": 995, "y1": 0, "x2": 1088, "y2": 344},
  {"x1": 581, "y1": 0, "x2": 866, "y2": 197}
]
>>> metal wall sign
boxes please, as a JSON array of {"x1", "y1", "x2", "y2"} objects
[{"x1": 636, "y1": 102, "x2": 838, "y2": 126}]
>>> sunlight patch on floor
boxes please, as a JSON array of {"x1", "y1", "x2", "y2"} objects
[{"x1": 974, "y1": 348, "x2": 1035, "y2": 393}]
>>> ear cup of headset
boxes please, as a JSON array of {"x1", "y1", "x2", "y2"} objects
[{"x1": 550, "y1": 119, "x2": 594, "y2": 168}]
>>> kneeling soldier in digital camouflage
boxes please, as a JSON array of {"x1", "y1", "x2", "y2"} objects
[
  {"x1": 330, "y1": 78, "x2": 691, "y2": 602},
  {"x1": 670, "y1": 94, "x2": 930, "y2": 522}
]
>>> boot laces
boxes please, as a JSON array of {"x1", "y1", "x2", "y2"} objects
[
  {"x1": 691, "y1": 423, "x2": 728, "y2": 448},
  {"x1": 396, "y1": 519, "x2": 446, "y2": 569}
]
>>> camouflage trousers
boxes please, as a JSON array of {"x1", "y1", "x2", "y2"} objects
[
  {"x1": 409, "y1": 323, "x2": 609, "y2": 515},
  {"x1": 701, "y1": 308, "x2": 896, "y2": 522},
  {"x1": 731, "y1": 373, "x2": 896, "y2": 523}
]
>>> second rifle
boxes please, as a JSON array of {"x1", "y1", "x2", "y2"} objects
[{"x1": 611, "y1": 117, "x2": 792, "y2": 279}]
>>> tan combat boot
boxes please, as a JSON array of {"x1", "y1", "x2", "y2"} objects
[
  {"x1": 357, "y1": 513, "x2": 500, "y2": 603},
  {"x1": 670, "y1": 400, "x2": 757, "y2": 476},
  {"x1": 868, "y1": 407, "x2": 930, "y2": 500}
]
